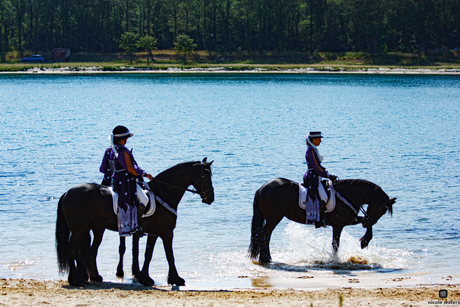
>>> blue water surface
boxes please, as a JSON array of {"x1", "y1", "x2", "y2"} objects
[{"x1": 0, "y1": 73, "x2": 459, "y2": 288}]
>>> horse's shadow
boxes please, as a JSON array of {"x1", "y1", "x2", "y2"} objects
[
  {"x1": 62, "y1": 280, "x2": 163, "y2": 291},
  {"x1": 256, "y1": 261, "x2": 402, "y2": 276},
  {"x1": 63, "y1": 280, "x2": 233, "y2": 292}
]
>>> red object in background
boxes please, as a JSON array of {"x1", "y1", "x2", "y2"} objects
[{"x1": 51, "y1": 48, "x2": 71, "y2": 62}]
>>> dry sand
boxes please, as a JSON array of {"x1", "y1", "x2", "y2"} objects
[{"x1": 0, "y1": 278, "x2": 458, "y2": 307}]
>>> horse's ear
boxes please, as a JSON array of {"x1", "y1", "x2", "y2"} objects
[
  {"x1": 202, "y1": 157, "x2": 207, "y2": 163},
  {"x1": 387, "y1": 197, "x2": 396, "y2": 217},
  {"x1": 209, "y1": 160, "x2": 214, "y2": 165}
]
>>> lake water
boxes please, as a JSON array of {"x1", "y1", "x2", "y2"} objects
[{"x1": 1, "y1": 73, "x2": 459, "y2": 289}]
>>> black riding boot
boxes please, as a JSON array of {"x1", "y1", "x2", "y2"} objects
[
  {"x1": 315, "y1": 201, "x2": 327, "y2": 228},
  {"x1": 138, "y1": 203, "x2": 146, "y2": 216},
  {"x1": 135, "y1": 203, "x2": 147, "y2": 237}
]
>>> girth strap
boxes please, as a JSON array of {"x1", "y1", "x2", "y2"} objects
[
  {"x1": 155, "y1": 195, "x2": 177, "y2": 216},
  {"x1": 137, "y1": 181, "x2": 178, "y2": 217},
  {"x1": 330, "y1": 185, "x2": 358, "y2": 215}
]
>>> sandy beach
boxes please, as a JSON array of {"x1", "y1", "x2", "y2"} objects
[
  {"x1": 0, "y1": 277, "x2": 458, "y2": 307},
  {"x1": 2, "y1": 66, "x2": 460, "y2": 74}
]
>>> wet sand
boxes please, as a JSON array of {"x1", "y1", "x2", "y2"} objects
[{"x1": 0, "y1": 278, "x2": 458, "y2": 306}]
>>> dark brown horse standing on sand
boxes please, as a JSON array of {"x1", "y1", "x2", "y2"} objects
[
  {"x1": 249, "y1": 178, "x2": 396, "y2": 263},
  {"x1": 56, "y1": 158, "x2": 214, "y2": 287}
]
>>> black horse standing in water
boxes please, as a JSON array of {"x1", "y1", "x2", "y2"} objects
[
  {"x1": 56, "y1": 159, "x2": 214, "y2": 287},
  {"x1": 249, "y1": 178, "x2": 396, "y2": 263},
  {"x1": 115, "y1": 159, "x2": 214, "y2": 282}
]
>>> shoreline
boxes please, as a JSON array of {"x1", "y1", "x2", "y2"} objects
[
  {"x1": 1, "y1": 66, "x2": 460, "y2": 75},
  {"x1": 0, "y1": 278, "x2": 458, "y2": 306}
]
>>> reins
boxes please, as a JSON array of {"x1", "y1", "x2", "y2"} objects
[
  {"x1": 141, "y1": 162, "x2": 213, "y2": 217},
  {"x1": 333, "y1": 181, "x2": 369, "y2": 218},
  {"x1": 150, "y1": 178, "x2": 200, "y2": 194},
  {"x1": 333, "y1": 180, "x2": 392, "y2": 225},
  {"x1": 149, "y1": 163, "x2": 213, "y2": 200}
]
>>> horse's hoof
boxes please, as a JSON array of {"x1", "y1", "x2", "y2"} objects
[
  {"x1": 259, "y1": 256, "x2": 271, "y2": 264},
  {"x1": 116, "y1": 269, "x2": 124, "y2": 278},
  {"x1": 360, "y1": 239, "x2": 369, "y2": 249},
  {"x1": 76, "y1": 271, "x2": 89, "y2": 281},
  {"x1": 90, "y1": 275, "x2": 103, "y2": 282},
  {"x1": 168, "y1": 276, "x2": 185, "y2": 286},
  {"x1": 68, "y1": 277, "x2": 85, "y2": 287},
  {"x1": 139, "y1": 276, "x2": 154, "y2": 287}
]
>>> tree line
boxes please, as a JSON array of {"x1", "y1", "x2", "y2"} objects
[{"x1": 1, "y1": 0, "x2": 459, "y2": 57}]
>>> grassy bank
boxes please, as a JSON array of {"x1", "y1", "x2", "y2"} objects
[{"x1": 1, "y1": 50, "x2": 459, "y2": 72}]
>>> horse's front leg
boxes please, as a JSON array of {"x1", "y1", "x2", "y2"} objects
[
  {"x1": 116, "y1": 237, "x2": 126, "y2": 277},
  {"x1": 131, "y1": 233, "x2": 141, "y2": 279},
  {"x1": 360, "y1": 227, "x2": 373, "y2": 249},
  {"x1": 162, "y1": 233, "x2": 185, "y2": 286},
  {"x1": 332, "y1": 225, "x2": 344, "y2": 255},
  {"x1": 138, "y1": 235, "x2": 158, "y2": 286}
]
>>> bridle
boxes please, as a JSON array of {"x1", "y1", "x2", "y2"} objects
[
  {"x1": 333, "y1": 181, "x2": 391, "y2": 226},
  {"x1": 189, "y1": 162, "x2": 214, "y2": 200},
  {"x1": 361, "y1": 203, "x2": 392, "y2": 226},
  {"x1": 150, "y1": 162, "x2": 213, "y2": 201},
  {"x1": 333, "y1": 182, "x2": 368, "y2": 218}
]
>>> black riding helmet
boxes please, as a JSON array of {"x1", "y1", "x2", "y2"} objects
[{"x1": 112, "y1": 125, "x2": 133, "y2": 144}]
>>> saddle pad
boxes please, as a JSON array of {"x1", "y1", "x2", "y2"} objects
[
  {"x1": 324, "y1": 180, "x2": 336, "y2": 213},
  {"x1": 298, "y1": 181, "x2": 336, "y2": 213},
  {"x1": 107, "y1": 186, "x2": 156, "y2": 218}
]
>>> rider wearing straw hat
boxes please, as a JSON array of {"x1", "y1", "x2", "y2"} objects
[
  {"x1": 303, "y1": 131, "x2": 337, "y2": 228},
  {"x1": 100, "y1": 125, "x2": 153, "y2": 237}
]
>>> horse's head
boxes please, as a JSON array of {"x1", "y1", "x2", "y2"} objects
[
  {"x1": 362, "y1": 197, "x2": 396, "y2": 228},
  {"x1": 192, "y1": 157, "x2": 214, "y2": 204}
]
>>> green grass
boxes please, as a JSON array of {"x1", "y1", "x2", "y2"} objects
[{"x1": 1, "y1": 50, "x2": 459, "y2": 72}]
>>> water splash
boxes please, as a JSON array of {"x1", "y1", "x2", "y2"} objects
[{"x1": 269, "y1": 223, "x2": 413, "y2": 272}]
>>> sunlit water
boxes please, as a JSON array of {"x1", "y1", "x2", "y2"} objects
[{"x1": 1, "y1": 73, "x2": 459, "y2": 289}]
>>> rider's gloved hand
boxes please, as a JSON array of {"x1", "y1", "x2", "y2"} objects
[{"x1": 328, "y1": 174, "x2": 338, "y2": 182}]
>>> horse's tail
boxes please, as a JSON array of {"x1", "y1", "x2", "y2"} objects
[
  {"x1": 248, "y1": 188, "x2": 266, "y2": 261},
  {"x1": 56, "y1": 192, "x2": 70, "y2": 273}
]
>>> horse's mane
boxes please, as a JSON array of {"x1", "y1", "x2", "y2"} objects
[
  {"x1": 154, "y1": 161, "x2": 198, "y2": 178},
  {"x1": 336, "y1": 179, "x2": 382, "y2": 192},
  {"x1": 155, "y1": 161, "x2": 212, "y2": 180},
  {"x1": 335, "y1": 179, "x2": 393, "y2": 215}
]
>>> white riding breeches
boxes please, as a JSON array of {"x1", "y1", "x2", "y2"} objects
[
  {"x1": 318, "y1": 177, "x2": 327, "y2": 203},
  {"x1": 136, "y1": 183, "x2": 149, "y2": 206}
]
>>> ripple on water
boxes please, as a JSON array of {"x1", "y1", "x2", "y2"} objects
[{"x1": 0, "y1": 74, "x2": 459, "y2": 287}]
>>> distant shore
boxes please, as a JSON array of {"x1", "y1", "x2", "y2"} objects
[
  {"x1": 0, "y1": 278, "x2": 458, "y2": 307},
  {"x1": 2, "y1": 50, "x2": 459, "y2": 75},
  {"x1": 1, "y1": 66, "x2": 460, "y2": 75}
]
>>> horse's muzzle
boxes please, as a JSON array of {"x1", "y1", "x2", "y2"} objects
[{"x1": 201, "y1": 188, "x2": 214, "y2": 204}]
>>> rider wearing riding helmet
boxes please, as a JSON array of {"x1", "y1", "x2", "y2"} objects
[
  {"x1": 100, "y1": 125, "x2": 153, "y2": 237},
  {"x1": 303, "y1": 131, "x2": 337, "y2": 228}
]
